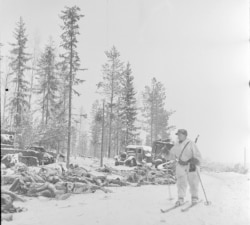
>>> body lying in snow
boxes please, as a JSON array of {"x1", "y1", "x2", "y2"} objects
[
  {"x1": 1, "y1": 154, "x2": 19, "y2": 168},
  {"x1": 1, "y1": 190, "x2": 26, "y2": 215},
  {"x1": 9, "y1": 177, "x2": 112, "y2": 199}
]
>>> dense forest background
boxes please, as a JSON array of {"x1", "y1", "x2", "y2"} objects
[{"x1": 0, "y1": 6, "x2": 174, "y2": 159}]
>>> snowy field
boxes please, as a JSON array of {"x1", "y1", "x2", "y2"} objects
[{"x1": 3, "y1": 171, "x2": 250, "y2": 225}]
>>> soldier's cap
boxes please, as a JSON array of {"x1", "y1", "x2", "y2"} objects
[{"x1": 175, "y1": 129, "x2": 188, "y2": 136}]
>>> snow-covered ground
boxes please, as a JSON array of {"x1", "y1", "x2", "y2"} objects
[{"x1": 3, "y1": 171, "x2": 250, "y2": 225}]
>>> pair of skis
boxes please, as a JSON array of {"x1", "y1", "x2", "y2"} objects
[{"x1": 161, "y1": 200, "x2": 202, "y2": 213}]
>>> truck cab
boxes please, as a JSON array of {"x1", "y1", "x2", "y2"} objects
[
  {"x1": 125, "y1": 145, "x2": 152, "y2": 164},
  {"x1": 115, "y1": 145, "x2": 152, "y2": 167}
]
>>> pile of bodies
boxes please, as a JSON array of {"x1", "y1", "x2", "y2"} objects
[
  {"x1": 103, "y1": 161, "x2": 176, "y2": 185},
  {"x1": 1, "y1": 155, "x2": 176, "y2": 221},
  {"x1": 1, "y1": 190, "x2": 26, "y2": 221}
]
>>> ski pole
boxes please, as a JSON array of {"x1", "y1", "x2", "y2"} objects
[
  {"x1": 196, "y1": 169, "x2": 211, "y2": 205},
  {"x1": 194, "y1": 135, "x2": 211, "y2": 205},
  {"x1": 194, "y1": 134, "x2": 199, "y2": 144},
  {"x1": 166, "y1": 163, "x2": 173, "y2": 200}
]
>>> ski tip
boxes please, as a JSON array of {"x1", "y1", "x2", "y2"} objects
[{"x1": 181, "y1": 200, "x2": 203, "y2": 212}]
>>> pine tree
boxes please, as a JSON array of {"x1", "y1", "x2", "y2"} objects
[
  {"x1": 0, "y1": 44, "x2": 11, "y2": 129},
  {"x1": 119, "y1": 62, "x2": 138, "y2": 147},
  {"x1": 49, "y1": 61, "x2": 69, "y2": 154},
  {"x1": 28, "y1": 38, "x2": 40, "y2": 110},
  {"x1": 56, "y1": 61, "x2": 69, "y2": 122},
  {"x1": 36, "y1": 39, "x2": 58, "y2": 125},
  {"x1": 142, "y1": 77, "x2": 172, "y2": 145},
  {"x1": 60, "y1": 6, "x2": 84, "y2": 167},
  {"x1": 97, "y1": 46, "x2": 124, "y2": 157},
  {"x1": 8, "y1": 17, "x2": 30, "y2": 130},
  {"x1": 114, "y1": 97, "x2": 121, "y2": 155}
]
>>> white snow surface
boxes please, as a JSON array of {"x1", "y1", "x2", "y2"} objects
[{"x1": 3, "y1": 170, "x2": 250, "y2": 225}]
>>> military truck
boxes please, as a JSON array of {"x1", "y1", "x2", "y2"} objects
[
  {"x1": 24, "y1": 146, "x2": 55, "y2": 165},
  {"x1": 115, "y1": 145, "x2": 152, "y2": 167},
  {"x1": 1, "y1": 130, "x2": 55, "y2": 166}
]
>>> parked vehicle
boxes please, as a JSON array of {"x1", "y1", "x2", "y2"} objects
[
  {"x1": 25, "y1": 146, "x2": 55, "y2": 165},
  {"x1": 1, "y1": 130, "x2": 56, "y2": 166},
  {"x1": 151, "y1": 139, "x2": 174, "y2": 167},
  {"x1": 115, "y1": 145, "x2": 152, "y2": 167}
]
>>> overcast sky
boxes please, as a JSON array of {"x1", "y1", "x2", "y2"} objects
[{"x1": 0, "y1": 0, "x2": 249, "y2": 163}]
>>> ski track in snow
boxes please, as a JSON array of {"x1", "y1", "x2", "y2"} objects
[{"x1": 2, "y1": 172, "x2": 250, "y2": 225}]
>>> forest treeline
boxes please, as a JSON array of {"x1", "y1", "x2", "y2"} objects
[{"x1": 0, "y1": 6, "x2": 174, "y2": 161}]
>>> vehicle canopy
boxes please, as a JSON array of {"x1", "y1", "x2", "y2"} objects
[
  {"x1": 125, "y1": 145, "x2": 152, "y2": 151},
  {"x1": 152, "y1": 139, "x2": 174, "y2": 159},
  {"x1": 26, "y1": 146, "x2": 46, "y2": 153},
  {"x1": 125, "y1": 145, "x2": 152, "y2": 159}
]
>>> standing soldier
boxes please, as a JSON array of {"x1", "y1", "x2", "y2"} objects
[{"x1": 168, "y1": 129, "x2": 202, "y2": 206}]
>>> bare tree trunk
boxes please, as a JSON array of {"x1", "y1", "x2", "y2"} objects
[
  {"x1": 78, "y1": 108, "x2": 83, "y2": 155},
  {"x1": 42, "y1": 89, "x2": 45, "y2": 125},
  {"x1": 155, "y1": 97, "x2": 158, "y2": 140},
  {"x1": 100, "y1": 100, "x2": 105, "y2": 166},
  {"x1": 125, "y1": 106, "x2": 129, "y2": 146},
  {"x1": 16, "y1": 73, "x2": 20, "y2": 128},
  {"x1": 46, "y1": 95, "x2": 49, "y2": 125},
  {"x1": 108, "y1": 75, "x2": 114, "y2": 158},
  {"x1": 150, "y1": 84, "x2": 156, "y2": 145},
  {"x1": 28, "y1": 48, "x2": 36, "y2": 110},
  {"x1": 115, "y1": 121, "x2": 118, "y2": 154},
  {"x1": 2, "y1": 65, "x2": 11, "y2": 128},
  {"x1": 10, "y1": 79, "x2": 18, "y2": 131},
  {"x1": 66, "y1": 39, "x2": 73, "y2": 168},
  {"x1": 45, "y1": 71, "x2": 50, "y2": 125},
  {"x1": 150, "y1": 102, "x2": 153, "y2": 146},
  {"x1": 63, "y1": 78, "x2": 66, "y2": 117},
  {"x1": 116, "y1": 97, "x2": 120, "y2": 155}
]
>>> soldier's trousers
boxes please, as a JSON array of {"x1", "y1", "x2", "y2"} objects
[{"x1": 175, "y1": 164, "x2": 200, "y2": 199}]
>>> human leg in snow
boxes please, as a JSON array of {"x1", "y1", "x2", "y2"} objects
[
  {"x1": 176, "y1": 165, "x2": 188, "y2": 201},
  {"x1": 187, "y1": 166, "x2": 200, "y2": 202}
]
